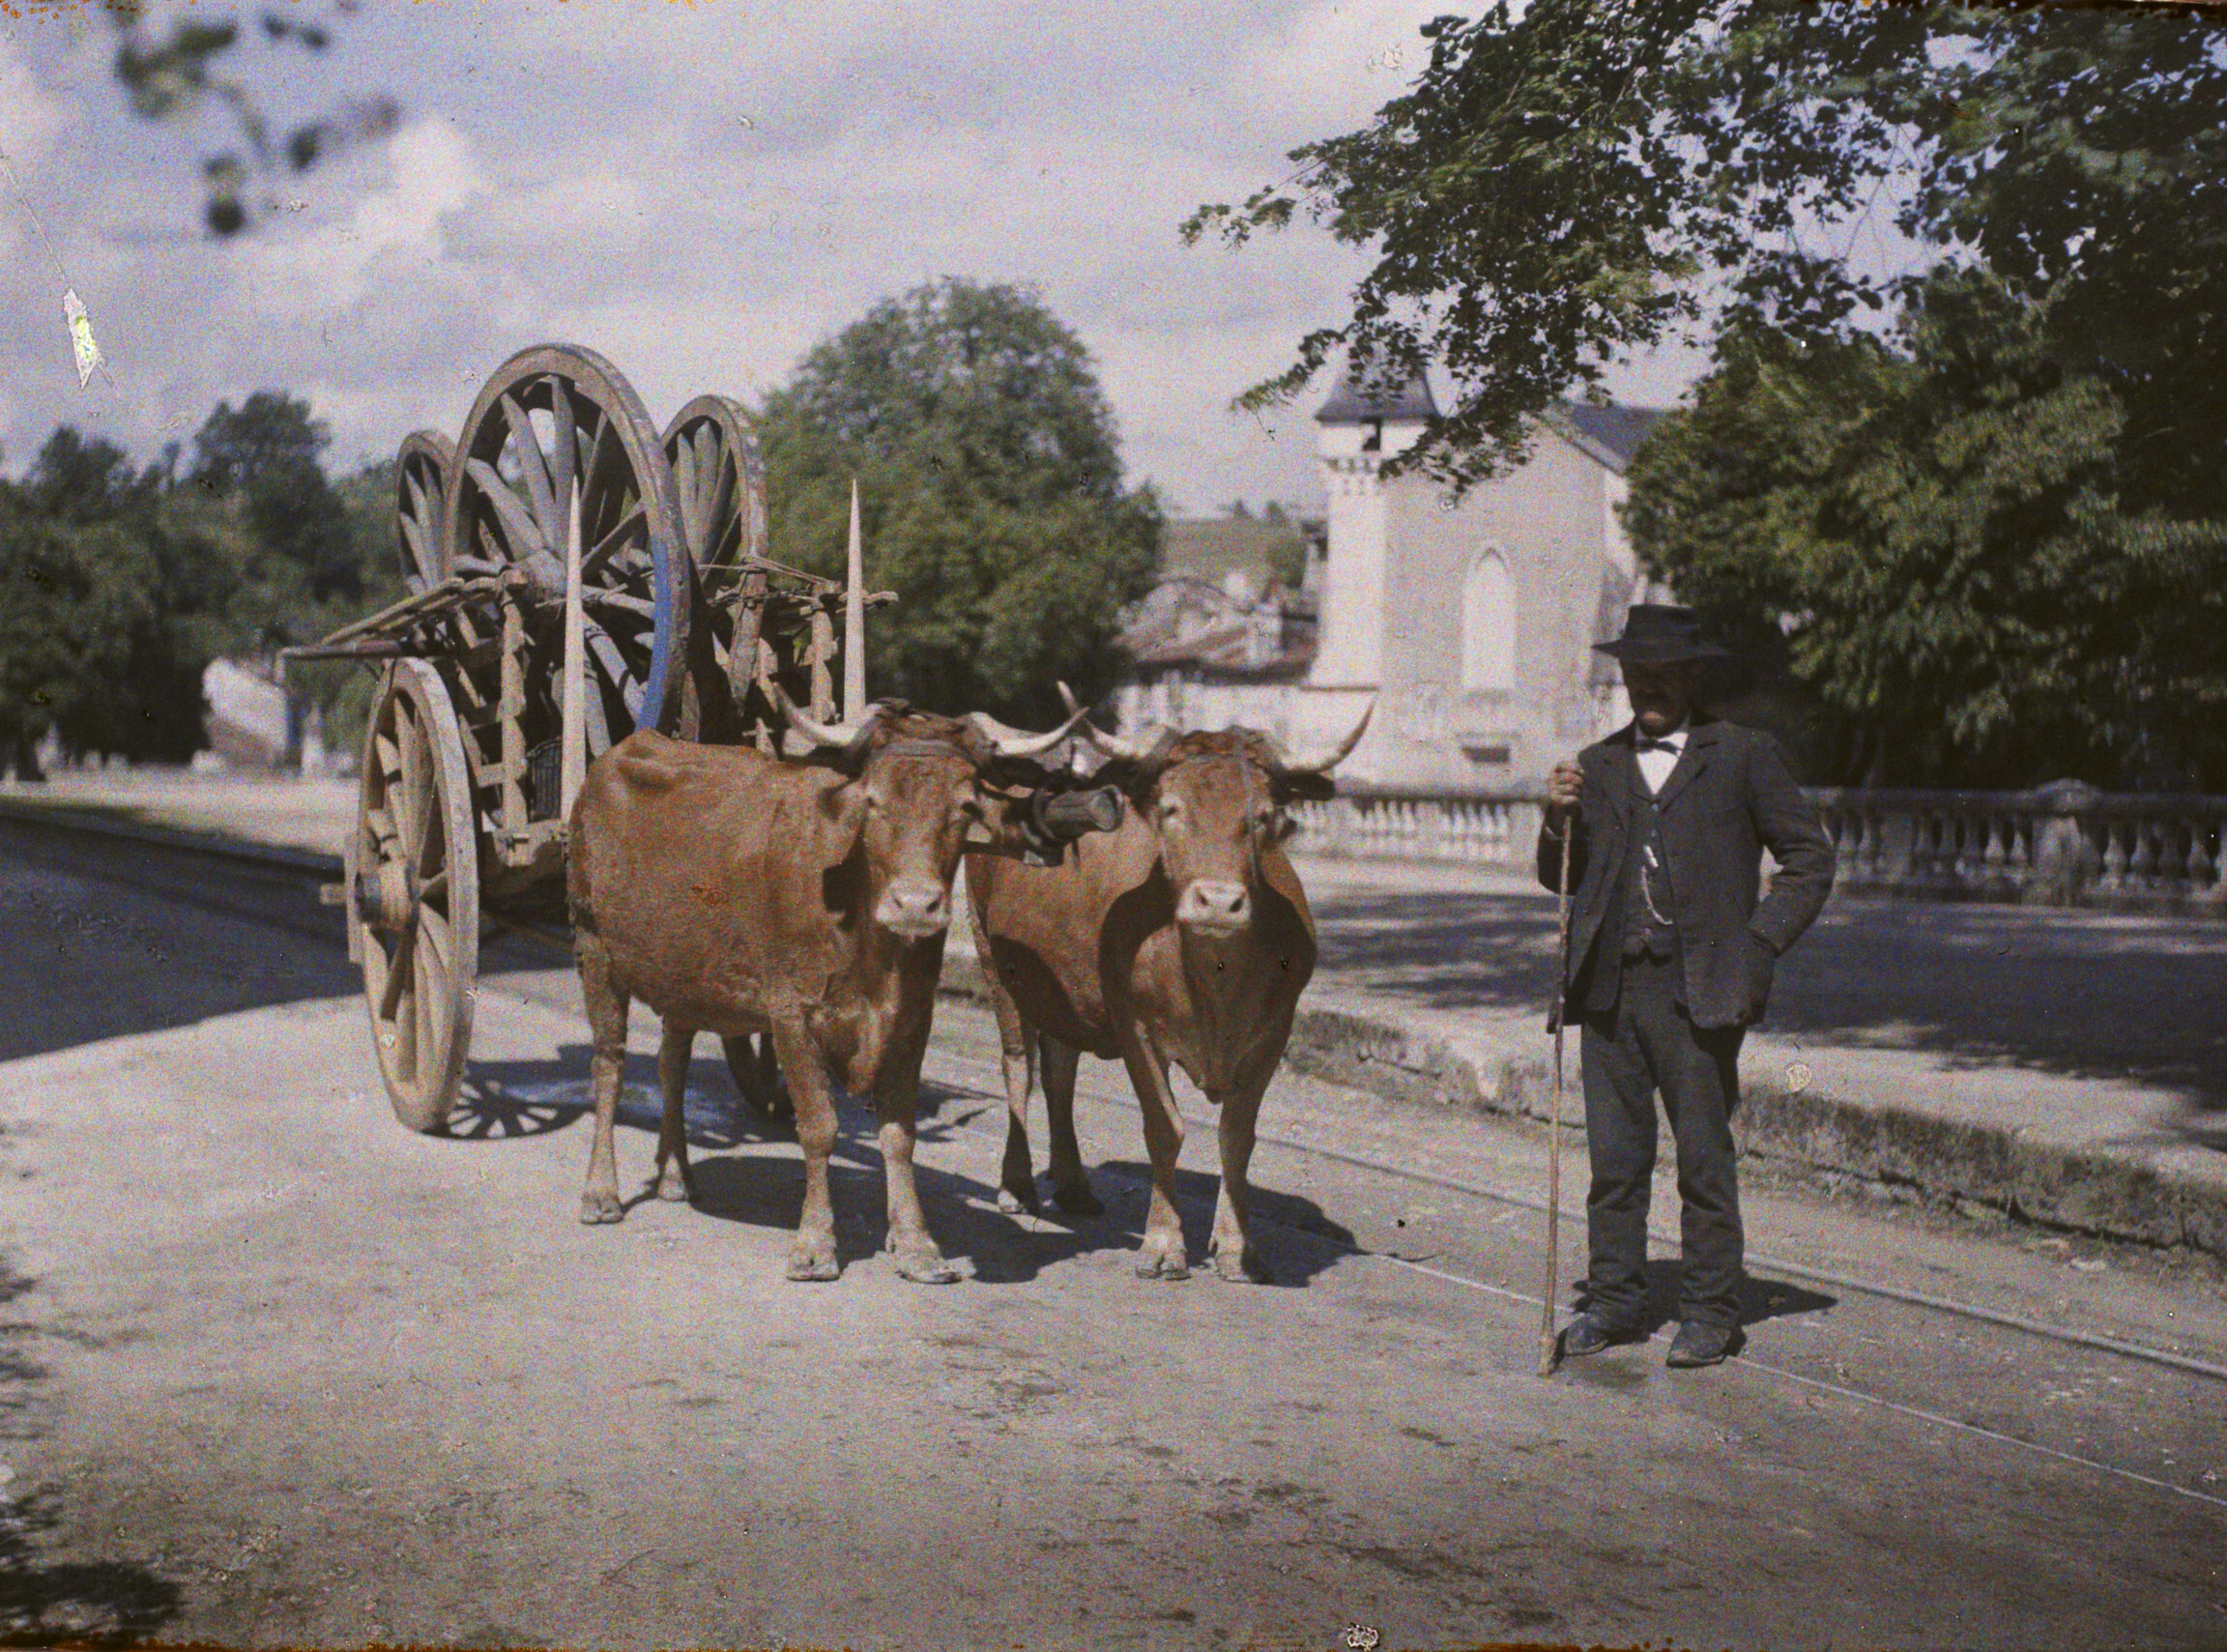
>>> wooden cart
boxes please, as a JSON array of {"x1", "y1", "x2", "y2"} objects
[{"x1": 287, "y1": 344, "x2": 884, "y2": 1132}]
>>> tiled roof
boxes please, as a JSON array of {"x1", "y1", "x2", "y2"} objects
[
  {"x1": 1315, "y1": 366, "x2": 1439, "y2": 425},
  {"x1": 1556, "y1": 401, "x2": 1668, "y2": 474}
]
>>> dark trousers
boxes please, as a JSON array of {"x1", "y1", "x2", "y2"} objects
[{"x1": 1578, "y1": 951, "x2": 1747, "y2": 1329}]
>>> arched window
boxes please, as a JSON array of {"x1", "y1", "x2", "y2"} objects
[{"x1": 1461, "y1": 549, "x2": 1516, "y2": 692}]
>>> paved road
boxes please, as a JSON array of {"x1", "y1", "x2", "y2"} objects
[{"x1": 3, "y1": 825, "x2": 2224, "y2": 1649}]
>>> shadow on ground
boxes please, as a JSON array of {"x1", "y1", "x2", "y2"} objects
[
  {"x1": 1307, "y1": 884, "x2": 2227, "y2": 1128},
  {"x1": 464, "y1": 1042, "x2": 1361, "y2": 1287},
  {"x1": 0, "y1": 1256, "x2": 183, "y2": 1647},
  {"x1": 0, "y1": 816, "x2": 559, "y2": 1065}
]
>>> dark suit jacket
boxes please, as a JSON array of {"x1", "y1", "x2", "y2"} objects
[{"x1": 1535, "y1": 718, "x2": 1836, "y2": 1030}]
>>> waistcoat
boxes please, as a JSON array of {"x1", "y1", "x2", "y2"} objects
[{"x1": 1611, "y1": 780, "x2": 1679, "y2": 959}]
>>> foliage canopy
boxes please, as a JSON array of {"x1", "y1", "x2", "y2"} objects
[
  {"x1": 757, "y1": 278, "x2": 1162, "y2": 728},
  {"x1": 1186, "y1": 2, "x2": 2227, "y2": 502}
]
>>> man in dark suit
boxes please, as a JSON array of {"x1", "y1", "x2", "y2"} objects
[{"x1": 1539, "y1": 605, "x2": 1836, "y2": 1368}]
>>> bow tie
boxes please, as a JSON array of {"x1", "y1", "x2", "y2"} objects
[{"x1": 1635, "y1": 738, "x2": 1681, "y2": 754}]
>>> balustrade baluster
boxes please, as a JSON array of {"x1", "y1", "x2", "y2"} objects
[
  {"x1": 1831, "y1": 813, "x2": 1861, "y2": 887},
  {"x1": 1981, "y1": 812, "x2": 2009, "y2": 894},
  {"x1": 2188, "y1": 814, "x2": 2219, "y2": 899},
  {"x1": 2129, "y1": 818, "x2": 2159, "y2": 895},
  {"x1": 2097, "y1": 820, "x2": 2128, "y2": 896}
]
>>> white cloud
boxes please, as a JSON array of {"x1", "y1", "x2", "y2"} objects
[
  {"x1": 239, "y1": 119, "x2": 490, "y2": 324},
  {"x1": 1237, "y1": 0, "x2": 1461, "y2": 137},
  {"x1": 0, "y1": 2, "x2": 1707, "y2": 515}
]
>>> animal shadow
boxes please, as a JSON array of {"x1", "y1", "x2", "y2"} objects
[{"x1": 1082, "y1": 1157, "x2": 1362, "y2": 1288}]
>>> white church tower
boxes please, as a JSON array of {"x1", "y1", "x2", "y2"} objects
[{"x1": 1295, "y1": 367, "x2": 1440, "y2": 783}]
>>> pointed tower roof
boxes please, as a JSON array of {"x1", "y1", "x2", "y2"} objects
[{"x1": 1314, "y1": 364, "x2": 1438, "y2": 425}]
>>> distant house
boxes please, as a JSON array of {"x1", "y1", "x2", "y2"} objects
[
  {"x1": 1114, "y1": 370, "x2": 1668, "y2": 791},
  {"x1": 197, "y1": 657, "x2": 332, "y2": 773},
  {"x1": 1115, "y1": 511, "x2": 1323, "y2": 728}
]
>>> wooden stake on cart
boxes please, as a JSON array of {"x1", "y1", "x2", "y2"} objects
[
  {"x1": 1539, "y1": 822, "x2": 1576, "y2": 1377},
  {"x1": 560, "y1": 437, "x2": 587, "y2": 819},
  {"x1": 844, "y1": 478, "x2": 867, "y2": 722}
]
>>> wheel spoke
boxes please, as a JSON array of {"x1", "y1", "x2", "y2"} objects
[
  {"x1": 464, "y1": 455, "x2": 550, "y2": 564},
  {"x1": 380, "y1": 918, "x2": 419, "y2": 1021},
  {"x1": 418, "y1": 903, "x2": 453, "y2": 973},
  {"x1": 500, "y1": 393, "x2": 562, "y2": 558},
  {"x1": 548, "y1": 375, "x2": 576, "y2": 533},
  {"x1": 401, "y1": 718, "x2": 432, "y2": 860},
  {"x1": 580, "y1": 502, "x2": 646, "y2": 580},
  {"x1": 584, "y1": 588, "x2": 655, "y2": 619},
  {"x1": 364, "y1": 797, "x2": 399, "y2": 852},
  {"x1": 418, "y1": 867, "x2": 449, "y2": 910},
  {"x1": 406, "y1": 464, "x2": 436, "y2": 535},
  {"x1": 398, "y1": 513, "x2": 432, "y2": 578},
  {"x1": 580, "y1": 412, "x2": 617, "y2": 540}
]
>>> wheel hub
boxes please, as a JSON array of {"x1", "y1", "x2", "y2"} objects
[{"x1": 357, "y1": 862, "x2": 418, "y2": 931}]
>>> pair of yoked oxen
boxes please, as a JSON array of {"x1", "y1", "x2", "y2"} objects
[{"x1": 566, "y1": 684, "x2": 1372, "y2": 1286}]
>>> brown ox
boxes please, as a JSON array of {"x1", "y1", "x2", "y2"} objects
[
  {"x1": 965, "y1": 696, "x2": 1372, "y2": 1283},
  {"x1": 567, "y1": 691, "x2": 1094, "y2": 1283}
]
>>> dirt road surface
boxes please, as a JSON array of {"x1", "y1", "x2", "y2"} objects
[{"x1": 2, "y1": 822, "x2": 2223, "y2": 1650}]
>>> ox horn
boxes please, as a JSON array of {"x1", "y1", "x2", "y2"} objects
[
  {"x1": 1055, "y1": 681, "x2": 1174, "y2": 767},
  {"x1": 1265, "y1": 697, "x2": 1376, "y2": 778},
  {"x1": 771, "y1": 682, "x2": 883, "y2": 760},
  {"x1": 965, "y1": 700, "x2": 1096, "y2": 761}
]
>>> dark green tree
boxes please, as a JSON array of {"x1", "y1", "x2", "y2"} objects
[
  {"x1": 757, "y1": 278, "x2": 1162, "y2": 726},
  {"x1": 189, "y1": 391, "x2": 359, "y2": 627},
  {"x1": 1186, "y1": 2, "x2": 2227, "y2": 505},
  {"x1": 1626, "y1": 274, "x2": 2227, "y2": 788},
  {"x1": 0, "y1": 432, "x2": 226, "y2": 770}
]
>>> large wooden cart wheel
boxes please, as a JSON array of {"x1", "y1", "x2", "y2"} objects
[
  {"x1": 353, "y1": 659, "x2": 481, "y2": 1134},
  {"x1": 447, "y1": 343, "x2": 690, "y2": 755},
  {"x1": 664, "y1": 394, "x2": 767, "y2": 572},
  {"x1": 394, "y1": 431, "x2": 453, "y2": 594}
]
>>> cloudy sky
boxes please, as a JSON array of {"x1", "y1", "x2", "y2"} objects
[{"x1": 0, "y1": 0, "x2": 1708, "y2": 516}]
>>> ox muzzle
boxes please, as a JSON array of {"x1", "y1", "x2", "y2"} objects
[
  {"x1": 1174, "y1": 879, "x2": 1252, "y2": 937},
  {"x1": 876, "y1": 879, "x2": 954, "y2": 940}
]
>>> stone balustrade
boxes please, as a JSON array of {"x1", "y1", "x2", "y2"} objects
[{"x1": 1292, "y1": 779, "x2": 2227, "y2": 913}]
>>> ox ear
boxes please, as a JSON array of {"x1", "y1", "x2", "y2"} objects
[{"x1": 812, "y1": 773, "x2": 871, "y2": 862}]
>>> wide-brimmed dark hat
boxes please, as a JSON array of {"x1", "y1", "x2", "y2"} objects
[{"x1": 1592, "y1": 604, "x2": 1731, "y2": 664}]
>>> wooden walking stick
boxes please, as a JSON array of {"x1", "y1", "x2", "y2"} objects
[{"x1": 1539, "y1": 817, "x2": 1576, "y2": 1377}]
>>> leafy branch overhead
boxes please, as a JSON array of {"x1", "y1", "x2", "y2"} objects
[
  {"x1": 104, "y1": 0, "x2": 398, "y2": 237},
  {"x1": 1184, "y1": 1, "x2": 2227, "y2": 499}
]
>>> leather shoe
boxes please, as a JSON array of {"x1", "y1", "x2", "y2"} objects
[
  {"x1": 1560, "y1": 1310, "x2": 1644, "y2": 1358},
  {"x1": 1665, "y1": 1320, "x2": 1741, "y2": 1368}
]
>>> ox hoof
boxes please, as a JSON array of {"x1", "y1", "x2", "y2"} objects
[
  {"x1": 997, "y1": 1182, "x2": 1039, "y2": 1217},
  {"x1": 654, "y1": 1174, "x2": 690, "y2": 1203},
  {"x1": 1050, "y1": 1179, "x2": 1105, "y2": 1218},
  {"x1": 1135, "y1": 1243, "x2": 1190, "y2": 1281},
  {"x1": 1211, "y1": 1246, "x2": 1274, "y2": 1286},
  {"x1": 785, "y1": 1237, "x2": 841, "y2": 1282},
  {"x1": 894, "y1": 1252, "x2": 961, "y2": 1285},
  {"x1": 578, "y1": 1189, "x2": 623, "y2": 1225}
]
